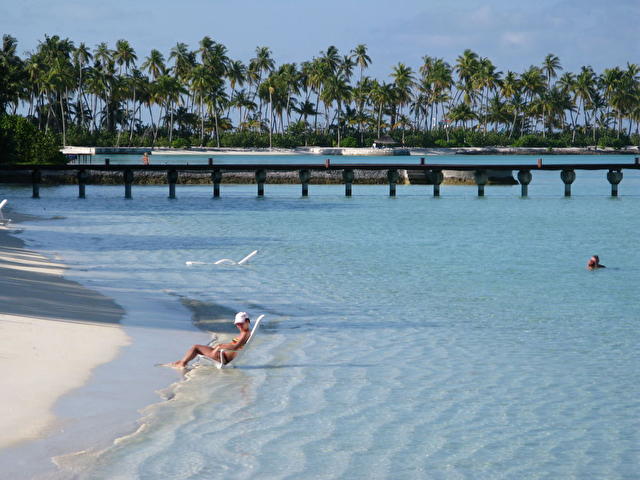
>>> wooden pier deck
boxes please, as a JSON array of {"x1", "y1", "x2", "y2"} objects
[{"x1": 1, "y1": 158, "x2": 639, "y2": 198}]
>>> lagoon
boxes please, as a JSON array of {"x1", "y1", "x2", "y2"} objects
[{"x1": 1, "y1": 159, "x2": 639, "y2": 479}]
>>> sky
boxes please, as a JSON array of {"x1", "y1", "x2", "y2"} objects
[{"x1": 2, "y1": 0, "x2": 638, "y2": 79}]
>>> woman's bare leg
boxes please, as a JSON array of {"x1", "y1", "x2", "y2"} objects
[{"x1": 171, "y1": 344, "x2": 216, "y2": 367}]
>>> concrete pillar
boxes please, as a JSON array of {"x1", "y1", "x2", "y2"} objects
[
  {"x1": 168, "y1": 169, "x2": 178, "y2": 199},
  {"x1": 77, "y1": 169, "x2": 88, "y2": 198},
  {"x1": 607, "y1": 169, "x2": 623, "y2": 197},
  {"x1": 299, "y1": 169, "x2": 311, "y2": 196},
  {"x1": 474, "y1": 170, "x2": 488, "y2": 197},
  {"x1": 31, "y1": 169, "x2": 41, "y2": 199},
  {"x1": 342, "y1": 169, "x2": 354, "y2": 196},
  {"x1": 387, "y1": 169, "x2": 399, "y2": 197},
  {"x1": 211, "y1": 169, "x2": 222, "y2": 197},
  {"x1": 517, "y1": 169, "x2": 532, "y2": 197},
  {"x1": 255, "y1": 169, "x2": 267, "y2": 196},
  {"x1": 123, "y1": 169, "x2": 134, "y2": 199},
  {"x1": 427, "y1": 170, "x2": 444, "y2": 197},
  {"x1": 560, "y1": 169, "x2": 576, "y2": 197}
]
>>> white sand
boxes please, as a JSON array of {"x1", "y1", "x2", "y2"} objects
[{"x1": 0, "y1": 225, "x2": 130, "y2": 449}]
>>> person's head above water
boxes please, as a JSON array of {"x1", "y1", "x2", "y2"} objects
[{"x1": 587, "y1": 255, "x2": 606, "y2": 270}]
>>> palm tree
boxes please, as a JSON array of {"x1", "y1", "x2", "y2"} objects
[
  {"x1": 370, "y1": 81, "x2": 395, "y2": 138},
  {"x1": 321, "y1": 73, "x2": 351, "y2": 146},
  {"x1": 340, "y1": 55, "x2": 355, "y2": 82},
  {"x1": 114, "y1": 39, "x2": 137, "y2": 75},
  {"x1": 321, "y1": 46, "x2": 340, "y2": 73},
  {"x1": 307, "y1": 58, "x2": 331, "y2": 132},
  {"x1": 391, "y1": 63, "x2": 415, "y2": 128},
  {"x1": 540, "y1": 54, "x2": 562, "y2": 135},
  {"x1": 230, "y1": 89, "x2": 256, "y2": 127},
  {"x1": 351, "y1": 44, "x2": 371, "y2": 83},
  {"x1": 189, "y1": 64, "x2": 212, "y2": 145},
  {"x1": 156, "y1": 74, "x2": 187, "y2": 143},
  {"x1": 520, "y1": 66, "x2": 546, "y2": 134},
  {"x1": 141, "y1": 49, "x2": 165, "y2": 80},
  {"x1": 72, "y1": 43, "x2": 92, "y2": 128},
  {"x1": 0, "y1": 35, "x2": 25, "y2": 114},
  {"x1": 205, "y1": 80, "x2": 228, "y2": 147},
  {"x1": 455, "y1": 49, "x2": 479, "y2": 106},
  {"x1": 448, "y1": 102, "x2": 476, "y2": 130},
  {"x1": 473, "y1": 57, "x2": 502, "y2": 133},
  {"x1": 573, "y1": 66, "x2": 597, "y2": 139},
  {"x1": 127, "y1": 68, "x2": 147, "y2": 142},
  {"x1": 250, "y1": 46, "x2": 275, "y2": 115},
  {"x1": 169, "y1": 42, "x2": 194, "y2": 76}
]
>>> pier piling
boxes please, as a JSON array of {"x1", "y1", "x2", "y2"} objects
[
  {"x1": 474, "y1": 170, "x2": 488, "y2": 197},
  {"x1": 607, "y1": 169, "x2": 623, "y2": 197},
  {"x1": 560, "y1": 169, "x2": 576, "y2": 197},
  {"x1": 255, "y1": 169, "x2": 267, "y2": 196},
  {"x1": 168, "y1": 169, "x2": 178, "y2": 199},
  {"x1": 211, "y1": 169, "x2": 222, "y2": 197},
  {"x1": 31, "y1": 169, "x2": 41, "y2": 199},
  {"x1": 342, "y1": 169, "x2": 354, "y2": 197},
  {"x1": 123, "y1": 169, "x2": 134, "y2": 199},
  {"x1": 77, "y1": 170, "x2": 88, "y2": 198},
  {"x1": 299, "y1": 169, "x2": 311, "y2": 196},
  {"x1": 387, "y1": 169, "x2": 399, "y2": 197},
  {"x1": 430, "y1": 170, "x2": 443, "y2": 197},
  {"x1": 517, "y1": 170, "x2": 532, "y2": 197}
]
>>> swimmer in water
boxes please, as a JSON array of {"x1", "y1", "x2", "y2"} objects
[{"x1": 587, "y1": 255, "x2": 606, "y2": 270}]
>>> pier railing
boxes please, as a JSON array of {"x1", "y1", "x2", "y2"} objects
[{"x1": 2, "y1": 157, "x2": 639, "y2": 199}]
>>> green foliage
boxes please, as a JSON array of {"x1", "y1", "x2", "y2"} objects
[
  {"x1": 220, "y1": 132, "x2": 270, "y2": 148},
  {"x1": 511, "y1": 134, "x2": 548, "y2": 147},
  {"x1": 171, "y1": 137, "x2": 191, "y2": 148},
  {"x1": 597, "y1": 136, "x2": 627, "y2": 149},
  {"x1": 339, "y1": 137, "x2": 358, "y2": 147},
  {"x1": 0, "y1": 114, "x2": 66, "y2": 165},
  {"x1": 435, "y1": 138, "x2": 456, "y2": 148}
]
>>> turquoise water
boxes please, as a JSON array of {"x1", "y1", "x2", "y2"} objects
[
  {"x1": 3, "y1": 160, "x2": 640, "y2": 479},
  {"x1": 87, "y1": 152, "x2": 638, "y2": 167}
]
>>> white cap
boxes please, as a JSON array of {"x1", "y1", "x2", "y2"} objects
[{"x1": 234, "y1": 312, "x2": 250, "y2": 324}]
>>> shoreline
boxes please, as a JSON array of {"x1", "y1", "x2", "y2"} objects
[
  {"x1": 0, "y1": 208, "x2": 205, "y2": 478},
  {"x1": 0, "y1": 218, "x2": 130, "y2": 450}
]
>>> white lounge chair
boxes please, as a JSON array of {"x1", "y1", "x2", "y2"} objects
[
  {"x1": 0, "y1": 199, "x2": 11, "y2": 226},
  {"x1": 197, "y1": 314, "x2": 265, "y2": 369},
  {"x1": 186, "y1": 250, "x2": 258, "y2": 266},
  {"x1": 214, "y1": 250, "x2": 258, "y2": 265}
]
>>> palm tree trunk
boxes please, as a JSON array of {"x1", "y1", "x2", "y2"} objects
[
  {"x1": 200, "y1": 96, "x2": 205, "y2": 146},
  {"x1": 129, "y1": 88, "x2": 137, "y2": 142},
  {"x1": 214, "y1": 109, "x2": 220, "y2": 147},
  {"x1": 59, "y1": 92, "x2": 66, "y2": 146}
]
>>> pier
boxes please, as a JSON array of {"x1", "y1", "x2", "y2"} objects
[{"x1": 1, "y1": 158, "x2": 639, "y2": 199}]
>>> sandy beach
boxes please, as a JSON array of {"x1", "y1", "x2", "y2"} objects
[{"x1": 0, "y1": 218, "x2": 130, "y2": 449}]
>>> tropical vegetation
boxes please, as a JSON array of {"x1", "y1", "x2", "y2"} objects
[{"x1": 1, "y1": 34, "x2": 639, "y2": 154}]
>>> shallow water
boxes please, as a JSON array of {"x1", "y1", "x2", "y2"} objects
[{"x1": 4, "y1": 160, "x2": 640, "y2": 479}]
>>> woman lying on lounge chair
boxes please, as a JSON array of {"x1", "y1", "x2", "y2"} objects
[{"x1": 170, "y1": 312, "x2": 252, "y2": 368}]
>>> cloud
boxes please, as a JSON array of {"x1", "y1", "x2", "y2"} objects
[
  {"x1": 501, "y1": 32, "x2": 529, "y2": 48},
  {"x1": 467, "y1": 5, "x2": 493, "y2": 26}
]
